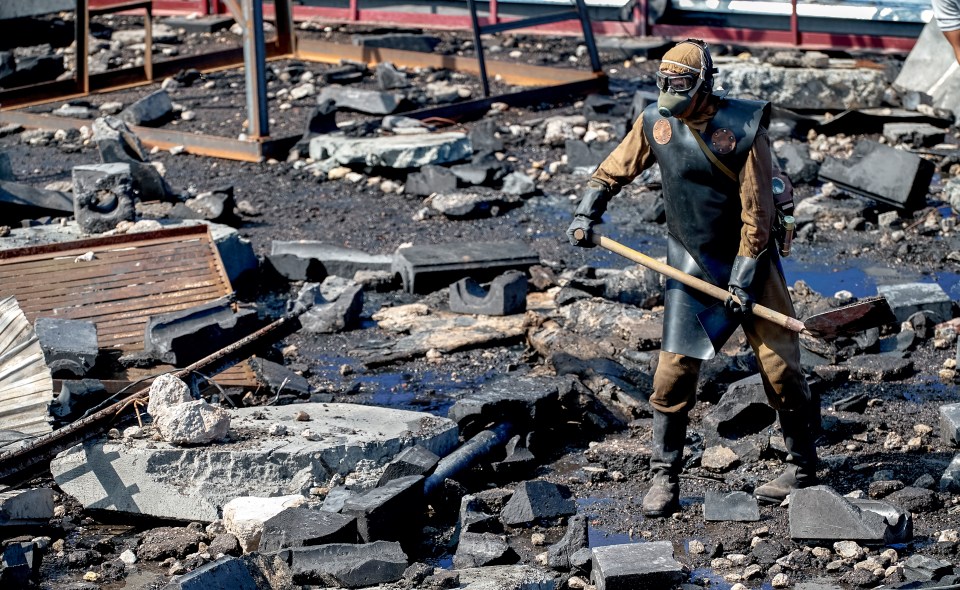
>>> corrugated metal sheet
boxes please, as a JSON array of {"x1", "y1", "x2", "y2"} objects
[
  {"x1": 0, "y1": 225, "x2": 233, "y2": 353},
  {"x1": 0, "y1": 296, "x2": 53, "y2": 435}
]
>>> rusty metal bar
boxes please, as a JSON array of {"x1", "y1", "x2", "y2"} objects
[
  {"x1": 76, "y1": 0, "x2": 90, "y2": 95},
  {"x1": 791, "y1": 0, "x2": 800, "y2": 46},
  {"x1": 0, "y1": 312, "x2": 304, "y2": 484},
  {"x1": 274, "y1": 0, "x2": 296, "y2": 56}
]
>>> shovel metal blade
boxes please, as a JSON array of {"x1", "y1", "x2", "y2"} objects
[{"x1": 801, "y1": 296, "x2": 896, "y2": 339}]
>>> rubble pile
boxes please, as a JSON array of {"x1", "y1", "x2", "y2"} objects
[{"x1": 5, "y1": 12, "x2": 960, "y2": 590}]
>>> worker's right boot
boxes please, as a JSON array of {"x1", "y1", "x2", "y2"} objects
[
  {"x1": 755, "y1": 407, "x2": 819, "y2": 504},
  {"x1": 641, "y1": 410, "x2": 687, "y2": 518}
]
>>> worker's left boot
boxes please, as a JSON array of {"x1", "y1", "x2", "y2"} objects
[
  {"x1": 755, "y1": 407, "x2": 818, "y2": 503},
  {"x1": 641, "y1": 410, "x2": 687, "y2": 517}
]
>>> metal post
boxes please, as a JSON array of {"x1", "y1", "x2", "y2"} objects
[
  {"x1": 144, "y1": 3, "x2": 154, "y2": 81},
  {"x1": 574, "y1": 0, "x2": 602, "y2": 74},
  {"x1": 75, "y1": 0, "x2": 89, "y2": 94},
  {"x1": 241, "y1": 0, "x2": 269, "y2": 139},
  {"x1": 791, "y1": 0, "x2": 800, "y2": 46},
  {"x1": 349, "y1": 0, "x2": 359, "y2": 22},
  {"x1": 274, "y1": 0, "x2": 296, "y2": 55},
  {"x1": 490, "y1": 0, "x2": 498, "y2": 25},
  {"x1": 467, "y1": 0, "x2": 490, "y2": 97},
  {"x1": 637, "y1": 0, "x2": 648, "y2": 38}
]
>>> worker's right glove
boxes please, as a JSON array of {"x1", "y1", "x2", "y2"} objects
[
  {"x1": 566, "y1": 181, "x2": 612, "y2": 248},
  {"x1": 725, "y1": 254, "x2": 762, "y2": 316}
]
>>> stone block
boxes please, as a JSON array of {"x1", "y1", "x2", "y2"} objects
[
  {"x1": 145, "y1": 297, "x2": 260, "y2": 366},
  {"x1": 1, "y1": 55, "x2": 64, "y2": 88},
  {"x1": 377, "y1": 445, "x2": 439, "y2": 486},
  {"x1": 259, "y1": 508, "x2": 358, "y2": 552},
  {"x1": 877, "y1": 282, "x2": 953, "y2": 323},
  {"x1": 894, "y1": 21, "x2": 960, "y2": 119},
  {"x1": 453, "y1": 532, "x2": 519, "y2": 568},
  {"x1": 50, "y1": 403, "x2": 457, "y2": 521},
  {"x1": 165, "y1": 556, "x2": 258, "y2": 590},
  {"x1": 34, "y1": 317, "x2": 97, "y2": 377},
  {"x1": 902, "y1": 554, "x2": 953, "y2": 583},
  {"x1": 449, "y1": 271, "x2": 527, "y2": 316},
  {"x1": 718, "y1": 62, "x2": 887, "y2": 110},
  {"x1": 270, "y1": 241, "x2": 392, "y2": 280},
  {"x1": 280, "y1": 541, "x2": 407, "y2": 587},
  {"x1": 565, "y1": 139, "x2": 617, "y2": 171},
  {"x1": 317, "y1": 85, "x2": 401, "y2": 115},
  {"x1": 430, "y1": 191, "x2": 505, "y2": 219},
  {"x1": 0, "y1": 0, "x2": 72, "y2": 19},
  {"x1": 224, "y1": 495, "x2": 308, "y2": 553},
  {"x1": 157, "y1": 399, "x2": 230, "y2": 445},
  {"x1": 341, "y1": 475, "x2": 424, "y2": 546},
  {"x1": 591, "y1": 541, "x2": 685, "y2": 590},
  {"x1": 309, "y1": 132, "x2": 471, "y2": 169},
  {"x1": 297, "y1": 278, "x2": 364, "y2": 334},
  {"x1": 93, "y1": 116, "x2": 176, "y2": 203},
  {"x1": 500, "y1": 481, "x2": 575, "y2": 526},
  {"x1": 0, "y1": 178, "x2": 73, "y2": 221},
  {"x1": 818, "y1": 140, "x2": 934, "y2": 211},
  {"x1": 776, "y1": 142, "x2": 820, "y2": 184},
  {"x1": 547, "y1": 514, "x2": 588, "y2": 570},
  {"x1": 845, "y1": 353, "x2": 914, "y2": 381},
  {"x1": 502, "y1": 172, "x2": 536, "y2": 196},
  {"x1": 942, "y1": 403, "x2": 960, "y2": 446},
  {"x1": 164, "y1": 15, "x2": 236, "y2": 33},
  {"x1": 455, "y1": 565, "x2": 557, "y2": 589},
  {"x1": 0, "y1": 488, "x2": 55, "y2": 526},
  {"x1": 405, "y1": 164, "x2": 458, "y2": 197},
  {"x1": 883, "y1": 122, "x2": 946, "y2": 147},
  {"x1": 355, "y1": 33, "x2": 441, "y2": 53},
  {"x1": 789, "y1": 485, "x2": 912, "y2": 543},
  {"x1": 447, "y1": 375, "x2": 561, "y2": 435},
  {"x1": 702, "y1": 373, "x2": 776, "y2": 447},
  {"x1": 0, "y1": 542, "x2": 35, "y2": 589},
  {"x1": 940, "y1": 453, "x2": 960, "y2": 492},
  {"x1": 71, "y1": 163, "x2": 137, "y2": 233},
  {"x1": 120, "y1": 89, "x2": 173, "y2": 127},
  {"x1": 393, "y1": 241, "x2": 539, "y2": 295},
  {"x1": 703, "y1": 490, "x2": 760, "y2": 522},
  {"x1": 375, "y1": 62, "x2": 408, "y2": 90},
  {"x1": 249, "y1": 357, "x2": 311, "y2": 397},
  {"x1": 457, "y1": 495, "x2": 502, "y2": 536}
]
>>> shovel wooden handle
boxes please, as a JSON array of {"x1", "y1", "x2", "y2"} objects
[{"x1": 575, "y1": 229, "x2": 807, "y2": 334}]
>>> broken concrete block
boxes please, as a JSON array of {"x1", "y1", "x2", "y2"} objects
[
  {"x1": 165, "y1": 556, "x2": 258, "y2": 590},
  {"x1": 845, "y1": 353, "x2": 914, "y2": 381},
  {"x1": 718, "y1": 62, "x2": 887, "y2": 110},
  {"x1": 940, "y1": 453, "x2": 960, "y2": 492},
  {"x1": 164, "y1": 15, "x2": 236, "y2": 33},
  {"x1": 93, "y1": 116, "x2": 176, "y2": 202},
  {"x1": 894, "y1": 21, "x2": 960, "y2": 120},
  {"x1": 71, "y1": 163, "x2": 137, "y2": 233},
  {"x1": 354, "y1": 33, "x2": 441, "y2": 53},
  {"x1": 120, "y1": 89, "x2": 173, "y2": 127},
  {"x1": 297, "y1": 278, "x2": 364, "y2": 334},
  {"x1": 451, "y1": 162, "x2": 496, "y2": 186},
  {"x1": 430, "y1": 191, "x2": 506, "y2": 219},
  {"x1": 147, "y1": 373, "x2": 192, "y2": 421},
  {"x1": 547, "y1": 514, "x2": 588, "y2": 570},
  {"x1": 453, "y1": 532, "x2": 519, "y2": 568},
  {"x1": 144, "y1": 297, "x2": 260, "y2": 365},
  {"x1": 501, "y1": 481, "x2": 575, "y2": 526},
  {"x1": 883, "y1": 122, "x2": 946, "y2": 147},
  {"x1": 405, "y1": 164, "x2": 458, "y2": 197},
  {"x1": 0, "y1": 542, "x2": 36, "y2": 589},
  {"x1": 702, "y1": 373, "x2": 776, "y2": 447},
  {"x1": 377, "y1": 445, "x2": 439, "y2": 486},
  {"x1": 249, "y1": 357, "x2": 311, "y2": 398},
  {"x1": 941, "y1": 403, "x2": 960, "y2": 446},
  {"x1": 224, "y1": 495, "x2": 308, "y2": 553},
  {"x1": 50, "y1": 403, "x2": 457, "y2": 521},
  {"x1": 501, "y1": 172, "x2": 536, "y2": 197},
  {"x1": 34, "y1": 317, "x2": 97, "y2": 377},
  {"x1": 775, "y1": 142, "x2": 820, "y2": 184},
  {"x1": 0, "y1": 180, "x2": 74, "y2": 220},
  {"x1": 0, "y1": 488, "x2": 54, "y2": 526},
  {"x1": 448, "y1": 375, "x2": 561, "y2": 435},
  {"x1": 258, "y1": 508, "x2": 358, "y2": 552},
  {"x1": 341, "y1": 475, "x2": 424, "y2": 546},
  {"x1": 602, "y1": 265, "x2": 663, "y2": 308},
  {"x1": 457, "y1": 495, "x2": 502, "y2": 536},
  {"x1": 877, "y1": 282, "x2": 952, "y2": 323},
  {"x1": 157, "y1": 399, "x2": 230, "y2": 445},
  {"x1": 591, "y1": 541, "x2": 685, "y2": 590},
  {"x1": 565, "y1": 139, "x2": 617, "y2": 171},
  {"x1": 449, "y1": 271, "x2": 527, "y2": 316},
  {"x1": 317, "y1": 85, "x2": 401, "y2": 115},
  {"x1": 0, "y1": 153, "x2": 13, "y2": 181},
  {"x1": 393, "y1": 241, "x2": 539, "y2": 294},
  {"x1": 818, "y1": 140, "x2": 934, "y2": 211},
  {"x1": 270, "y1": 241, "x2": 392, "y2": 281},
  {"x1": 375, "y1": 62, "x2": 408, "y2": 90},
  {"x1": 280, "y1": 541, "x2": 407, "y2": 587},
  {"x1": 309, "y1": 132, "x2": 471, "y2": 169},
  {"x1": 703, "y1": 491, "x2": 760, "y2": 522},
  {"x1": 180, "y1": 189, "x2": 239, "y2": 226},
  {"x1": 789, "y1": 485, "x2": 912, "y2": 543},
  {"x1": 1, "y1": 55, "x2": 64, "y2": 88},
  {"x1": 902, "y1": 554, "x2": 954, "y2": 583}
]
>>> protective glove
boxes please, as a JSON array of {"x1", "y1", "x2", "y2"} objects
[
  {"x1": 566, "y1": 181, "x2": 611, "y2": 248},
  {"x1": 725, "y1": 254, "x2": 762, "y2": 316}
]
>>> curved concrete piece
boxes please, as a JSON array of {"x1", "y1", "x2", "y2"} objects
[{"x1": 50, "y1": 403, "x2": 458, "y2": 522}]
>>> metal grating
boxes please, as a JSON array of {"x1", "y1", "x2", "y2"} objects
[{"x1": 0, "y1": 225, "x2": 233, "y2": 353}]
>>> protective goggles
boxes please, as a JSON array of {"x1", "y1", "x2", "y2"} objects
[{"x1": 656, "y1": 71, "x2": 699, "y2": 94}]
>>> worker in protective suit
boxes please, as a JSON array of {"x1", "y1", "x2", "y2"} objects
[{"x1": 566, "y1": 39, "x2": 818, "y2": 517}]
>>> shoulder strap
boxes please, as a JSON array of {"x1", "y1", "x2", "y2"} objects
[{"x1": 689, "y1": 126, "x2": 738, "y2": 182}]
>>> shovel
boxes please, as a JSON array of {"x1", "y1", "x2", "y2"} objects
[{"x1": 574, "y1": 229, "x2": 895, "y2": 339}]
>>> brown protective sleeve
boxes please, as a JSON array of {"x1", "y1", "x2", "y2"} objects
[
  {"x1": 737, "y1": 129, "x2": 776, "y2": 258},
  {"x1": 590, "y1": 111, "x2": 656, "y2": 195}
]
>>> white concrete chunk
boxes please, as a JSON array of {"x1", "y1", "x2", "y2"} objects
[
  {"x1": 308, "y1": 132, "x2": 471, "y2": 169},
  {"x1": 157, "y1": 400, "x2": 231, "y2": 445},
  {"x1": 223, "y1": 495, "x2": 307, "y2": 553}
]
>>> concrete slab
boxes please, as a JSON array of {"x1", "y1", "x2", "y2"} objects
[
  {"x1": 940, "y1": 403, "x2": 960, "y2": 446},
  {"x1": 270, "y1": 241, "x2": 392, "y2": 280},
  {"x1": 703, "y1": 490, "x2": 761, "y2": 522},
  {"x1": 309, "y1": 132, "x2": 471, "y2": 169},
  {"x1": 455, "y1": 565, "x2": 556, "y2": 590},
  {"x1": 50, "y1": 403, "x2": 457, "y2": 521},
  {"x1": 501, "y1": 481, "x2": 575, "y2": 526},
  {"x1": 718, "y1": 62, "x2": 887, "y2": 110},
  {"x1": 0, "y1": 179, "x2": 73, "y2": 220},
  {"x1": 341, "y1": 475, "x2": 424, "y2": 546},
  {"x1": 449, "y1": 271, "x2": 527, "y2": 316},
  {"x1": 0, "y1": 488, "x2": 54, "y2": 526},
  {"x1": 447, "y1": 375, "x2": 561, "y2": 435},
  {"x1": 877, "y1": 282, "x2": 953, "y2": 323},
  {"x1": 165, "y1": 556, "x2": 258, "y2": 590},
  {"x1": 393, "y1": 241, "x2": 539, "y2": 295},
  {"x1": 789, "y1": 485, "x2": 912, "y2": 543},
  {"x1": 940, "y1": 453, "x2": 960, "y2": 492},
  {"x1": 591, "y1": 541, "x2": 685, "y2": 590},
  {"x1": 164, "y1": 16, "x2": 236, "y2": 34},
  {"x1": 34, "y1": 317, "x2": 97, "y2": 377},
  {"x1": 818, "y1": 140, "x2": 934, "y2": 211},
  {"x1": 279, "y1": 541, "x2": 407, "y2": 587},
  {"x1": 0, "y1": 0, "x2": 72, "y2": 20},
  {"x1": 895, "y1": 21, "x2": 960, "y2": 119},
  {"x1": 259, "y1": 507, "x2": 357, "y2": 552}
]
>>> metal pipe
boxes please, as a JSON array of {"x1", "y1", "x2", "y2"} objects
[
  {"x1": 241, "y1": 0, "x2": 269, "y2": 139},
  {"x1": 790, "y1": 0, "x2": 800, "y2": 46},
  {"x1": 574, "y1": 0, "x2": 601, "y2": 74},
  {"x1": 75, "y1": 0, "x2": 89, "y2": 94},
  {"x1": 466, "y1": 0, "x2": 490, "y2": 97},
  {"x1": 423, "y1": 422, "x2": 512, "y2": 495}
]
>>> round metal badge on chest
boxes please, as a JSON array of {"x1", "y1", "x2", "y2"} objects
[
  {"x1": 653, "y1": 119, "x2": 672, "y2": 145},
  {"x1": 711, "y1": 128, "x2": 736, "y2": 154}
]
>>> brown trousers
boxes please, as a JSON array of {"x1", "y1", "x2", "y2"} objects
[{"x1": 650, "y1": 258, "x2": 809, "y2": 414}]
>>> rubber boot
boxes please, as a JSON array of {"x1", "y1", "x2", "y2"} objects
[
  {"x1": 755, "y1": 408, "x2": 819, "y2": 503},
  {"x1": 641, "y1": 410, "x2": 687, "y2": 517}
]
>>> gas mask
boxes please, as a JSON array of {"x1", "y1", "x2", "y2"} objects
[{"x1": 656, "y1": 70, "x2": 702, "y2": 118}]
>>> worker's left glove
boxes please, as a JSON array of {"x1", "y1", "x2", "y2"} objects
[
  {"x1": 566, "y1": 180, "x2": 612, "y2": 248},
  {"x1": 725, "y1": 255, "x2": 761, "y2": 316}
]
